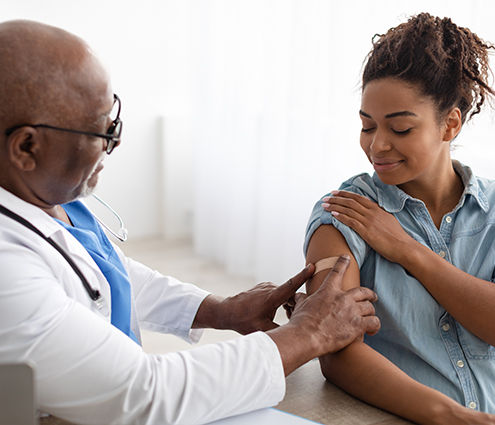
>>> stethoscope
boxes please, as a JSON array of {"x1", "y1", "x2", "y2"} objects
[
  {"x1": 0, "y1": 195, "x2": 128, "y2": 305},
  {"x1": 91, "y1": 194, "x2": 128, "y2": 242}
]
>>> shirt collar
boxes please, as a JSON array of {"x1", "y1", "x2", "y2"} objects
[
  {"x1": 453, "y1": 160, "x2": 489, "y2": 213},
  {"x1": 0, "y1": 186, "x2": 65, "y2": 237},
  {"x1": 372, "y1": 160, "x2": 489, "y2": 214}
]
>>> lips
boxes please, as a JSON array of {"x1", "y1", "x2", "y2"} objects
[{"x1": 371, "y1": 159, "x2": 404, "y2": 172}]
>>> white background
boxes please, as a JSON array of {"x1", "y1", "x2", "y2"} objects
[{"x1": 4, "y1": 0, "x2": 495, "y2": 282}]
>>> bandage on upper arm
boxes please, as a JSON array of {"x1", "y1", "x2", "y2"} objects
[
  {"x1": 312, "y1": 256, "x2": 339, "y2": 275},
  {"x1": 305, "y1": 225, "x2": 359, "y2": 292}
]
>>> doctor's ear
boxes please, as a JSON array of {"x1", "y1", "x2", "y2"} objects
[
  {"x1": 6, "y1": 127, "x2": 40, "y2": 171},
  {"x1": 442, "y1": 107, "x2": 462, "y2": 143}
]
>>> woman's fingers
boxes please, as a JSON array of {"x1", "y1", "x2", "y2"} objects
[
  {"x1": 326, "y1": 203, "x2": 366, "y2": 221},
  {"x1": 328, "y1": 209, "x2": 368, "y2": 236},
  {"x1": 326, "y1": 190, "x2": 377, "y2": 208},
  {"x1": 324, "y1": 195, "x2": 370, "y2": 215}
]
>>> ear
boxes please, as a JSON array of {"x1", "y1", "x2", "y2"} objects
[
  {"x1": 6, "y1": 127, "x2": 41, "y2": 172},
  {"x1": 442, "y1": 107, "x2": 462, "y2": 142}
]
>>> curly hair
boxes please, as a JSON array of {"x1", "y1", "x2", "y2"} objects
[{"x1": 362, "y1": 13, "x2": 495, "y2": 123}]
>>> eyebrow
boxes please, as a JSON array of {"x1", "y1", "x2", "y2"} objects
[{"x1": 359, "y1": 110, "x2": 418, "y2": 119}]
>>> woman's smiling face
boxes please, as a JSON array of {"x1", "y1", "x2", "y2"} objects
[{"x1": 359, "y1": 77, "x2": 452, "y2": 187}]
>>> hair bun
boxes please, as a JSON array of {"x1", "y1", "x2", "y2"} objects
[{"x1": 363, "y1": 12, "x2": 495, "y2": 123}]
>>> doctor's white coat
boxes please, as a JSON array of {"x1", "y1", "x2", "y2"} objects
[{"x1": 0, "y1": 187, "x2": 285, "y2": 425}]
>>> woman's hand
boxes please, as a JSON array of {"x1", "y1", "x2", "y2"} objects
[{"x1": 322, "y1": 190, "x2": 414, "y2": 264}]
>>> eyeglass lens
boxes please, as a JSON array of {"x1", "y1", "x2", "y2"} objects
[{"x1": 105, "y1": 95, "x2": 122, "y2": 154}]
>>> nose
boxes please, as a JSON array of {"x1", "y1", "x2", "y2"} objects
[{"x1": 369, "y1": 129, "x2": 392, "y2": 154}]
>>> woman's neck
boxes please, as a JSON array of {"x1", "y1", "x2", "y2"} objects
[{"x1": 398, "y1": 158, "x2": 464, "y2": 229}]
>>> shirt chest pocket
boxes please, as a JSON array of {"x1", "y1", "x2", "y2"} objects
[{"x1": 457, "y1": 324, "x2": 495, "y2": 360}]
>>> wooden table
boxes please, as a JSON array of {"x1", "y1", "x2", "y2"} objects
[
  {"x1": 276, "y1": 359, "x2": 413, "y2": 425},
  {"x1": 41, "y1": 360, "x2": 413, "y2": 425}
]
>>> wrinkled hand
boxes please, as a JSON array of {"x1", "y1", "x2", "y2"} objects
[
  {"x1": 322, "y1": 190, "x2": 413, "y2": 264},
  {"x1": 288, "y1": 255, "x2": 380, "y2": 356},
  {"x1": 220, "y1": 265, "x2": 315, "y2": 335}
]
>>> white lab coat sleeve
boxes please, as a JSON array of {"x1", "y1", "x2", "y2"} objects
[
  {"x1": 117, "y1": 249, "x2": 210, "y2": 342},
  {"x1": 0, "y1": 242, "x2": 286, "y2": 425}
]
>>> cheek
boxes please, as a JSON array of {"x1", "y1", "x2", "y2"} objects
[{"x1": 360, "y1": 135, "x2": 370, "y2": 155}]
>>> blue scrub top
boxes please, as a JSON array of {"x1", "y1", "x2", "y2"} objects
[{"x1": 55, "y1": 200, "x2": 139, "y2": 344}]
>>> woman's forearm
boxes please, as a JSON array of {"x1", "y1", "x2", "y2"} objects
[
  {"x1": 400, "y1": 240, "x2": 495, "y2": 345},
  {"x1": 321, "y1": 342, "x2": 465, "y2": 425}
]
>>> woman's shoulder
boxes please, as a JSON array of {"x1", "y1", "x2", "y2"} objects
[
  {"x1": 304, "y1": 172, "x2": 374, "y2": 264},
  {"x1": 457, "y1": 162, "x2": 495, "y2": 209},
  {"x1": 308, "y1": 171, "x2": 378, "y2": 223},
  {"x1": 338, "y1": 172, "x2": 379, "y2": 201},
  {"x1": 475, "y1": 174, "x2": 495, "y2": 198}
]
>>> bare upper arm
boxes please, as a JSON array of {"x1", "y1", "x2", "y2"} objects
[{"x1": 305, "y1": 224, "x2": 361, "y2": 294}]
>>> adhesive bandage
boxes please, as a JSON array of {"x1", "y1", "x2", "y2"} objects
[{"x1": 313, "y1": 256, "x2": 340, "y2": 275}]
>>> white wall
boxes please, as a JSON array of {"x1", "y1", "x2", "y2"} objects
[
  {"x1": 4, "y1": 2, "x2": 495, "y2": 281},
  {"x1": 186, "y1": 1, "x2": 495, "y2": 282},
  {"x1": 2, "y1": 0, "x2": 194, "y2": 240}
]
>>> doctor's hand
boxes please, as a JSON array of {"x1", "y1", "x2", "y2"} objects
[
  {"x1": 192, "y1": 264, "x2": 315, "y2": 335},
  {"x1": 267, "y1": 255, "x2": 380, "y2": 375}
]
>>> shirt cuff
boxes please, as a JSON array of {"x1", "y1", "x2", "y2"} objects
[
  {"x1": 178, "y1": 289, "x2": 211, "y2": 343},
  {"x1": 250, "y1": 331, "x2": 286, "y2": 405}
]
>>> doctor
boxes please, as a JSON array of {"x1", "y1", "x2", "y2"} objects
[{"x1": 0, "y1": 20, "x2": 380, "y2": 425}]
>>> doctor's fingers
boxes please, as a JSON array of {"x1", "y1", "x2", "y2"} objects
[
  {"x1": 357, "y1": 300, "x2": 376, "y2": 317},
  {"x1": 283, "y1": 293, "x2": 307, "y2": 319},
  {"x1": 347, "y1": 286, "x2": 378, "y2": 303},
  {"x1": 272, "y1": 263, "x2": 315, "y2": 304},
  {"x1": 362, "y1": 315, "x2": 381, "y2": 336}
]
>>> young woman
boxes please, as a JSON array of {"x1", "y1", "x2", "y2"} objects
[{"x1": 304, "y1": 13, "x2": 495, "y2": 424}]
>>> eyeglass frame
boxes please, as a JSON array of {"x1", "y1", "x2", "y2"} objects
[{"x1": 4, "y1": 94, "x2": 123, "y2": 155}]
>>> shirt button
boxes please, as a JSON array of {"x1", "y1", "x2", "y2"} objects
[
  {"x1": 445, "y1": 216, "x2": 452, "y2": 223},
  {"x1": 468, "y1": 401, "x2": 477, "y2": 409},
  {"x1": 456, "y1": 360, "x2": 465, "y2": 368},
  {"x1": 439, "y1": 250, "x2": 446, "y2": 258},
  {"x1": 442, "y1": 323, "x2": 450, "y2": 332}
]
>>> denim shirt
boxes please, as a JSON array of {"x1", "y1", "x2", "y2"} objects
[{"x1": 304, "y1": 161, "x2": 495, "y2": 412}]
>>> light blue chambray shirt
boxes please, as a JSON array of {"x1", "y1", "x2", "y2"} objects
[{"x1": 304, "y1": 161, "x2": 495, "y2": 412}]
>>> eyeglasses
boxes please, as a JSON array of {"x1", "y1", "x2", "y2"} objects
[{"x1": 4, "y1": 94, "x2": 123, "y2": 155}]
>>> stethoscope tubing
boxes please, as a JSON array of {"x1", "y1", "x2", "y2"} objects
[
  {"x1": 91, "y1": 194, "x2": 128, "y2": 242},
  {"x1": 0, "y1": 203, "x2": 102, "y2": 303}
]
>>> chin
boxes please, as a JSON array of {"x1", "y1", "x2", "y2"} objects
[
  {"x1": 79, "y1": 187, "x2": 96, "y2": 199},
  {"x1": 78, "y1": 179, "x2": 98, "y2": 199},
  {"x1": 374, "y1": 172, "x2": 409, "y2": 187}
]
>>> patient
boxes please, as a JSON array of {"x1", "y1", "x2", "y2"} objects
[{"x1": 304, "y1": 13, "x2": 495, "y2": 424}]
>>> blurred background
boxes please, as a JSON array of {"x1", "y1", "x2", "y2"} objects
[{"x1": 4, "y1": 0, "x2": 495, "y2": 285}]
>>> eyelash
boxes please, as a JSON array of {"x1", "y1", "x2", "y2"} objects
[
  {"x1": 361, "y1": 128, "x2": 412, "y2": 135},
  {"x1": 393, "y1": 128, "x2": 412, "y2": 135}
]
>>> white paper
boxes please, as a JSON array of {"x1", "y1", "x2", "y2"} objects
[{"x1": 207, "y1": 408, "x2": 322, "y2": 424}]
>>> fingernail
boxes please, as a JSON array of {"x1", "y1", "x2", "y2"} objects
[
  {"x1": 342, "y1": 254, "x2": 350, "y2": 261},
  {"x1": 331, "y1": 211, "x2": 339, "y2": 216},
  {"x1": 305, "y1": 263, "x2": 312, "y2": 270},
  {"x1": 331, "y1": 190, "x2": 339, "y2": 195},
  {"x1": 322, "y1": 196, "x2": 330, "y2": 202},
  {"x1": 322, "y1": 203, "x2": 330, "y2": 209}
]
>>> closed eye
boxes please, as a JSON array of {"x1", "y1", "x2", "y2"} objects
[
  {"x1": 392, "y1": 128, "x2": 412, "y2": 135},
  {"x1": 361, "y1": 127, "x2": 375, "y2": 133}
]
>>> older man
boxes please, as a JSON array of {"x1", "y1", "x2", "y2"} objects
[{"x1": 0, "y1": 20, "x2": 380, "y2": 425}]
